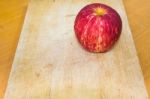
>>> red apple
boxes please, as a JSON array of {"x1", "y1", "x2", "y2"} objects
[{"x1": 74, "y1": 3, "x2": 122, "y2": 52}]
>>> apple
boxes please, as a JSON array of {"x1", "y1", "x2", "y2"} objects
[{"x1": 74, "y1": 3, "x2": 122, "y2": 52}]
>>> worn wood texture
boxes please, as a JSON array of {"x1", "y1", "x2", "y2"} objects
[
  {"x1": 4, "y1": 0, "x2": 148, "y2": 99},
  {"x1": 123, "y1": 0, "x2": 150, "y2": 96},
  {"x1": 0, "y1": 1, "x2": 28, "y2": 98}
]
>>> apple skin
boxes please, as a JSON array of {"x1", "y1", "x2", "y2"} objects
[{"x1": 74, "y1": 3, "x2": 122, "y2": 52}]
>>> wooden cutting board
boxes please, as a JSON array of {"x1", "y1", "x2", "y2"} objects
[{"x1": 4, "y1": 0, "x2": 148, "y2": 99}]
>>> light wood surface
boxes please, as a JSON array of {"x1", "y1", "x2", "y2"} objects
[
  {"x1": 3, "y1": 0, "x2": 148, "y2": 99},
  {"x1": 0, "y1": 1, "x2": 29, "y2": 98},
  {"x1": 123, "y1": 0, "x2": 150, "y2": 97},
  {"x1": 0, "y1": 0, "x2": 150, "y2": 99}
]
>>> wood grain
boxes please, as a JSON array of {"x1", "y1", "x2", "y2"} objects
[
  {"x1": 123, "y1": 0, "x2": 150, "y2": 96},
  {"x1": 0, "y1": 1, "x2": 28, "y2": 98},
  {"x1": 1, "y1": 0, "x2": 150, "y2": 99},
  {"x1": 3, "y1": 0, "x2": 148, "y2": 99}
]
